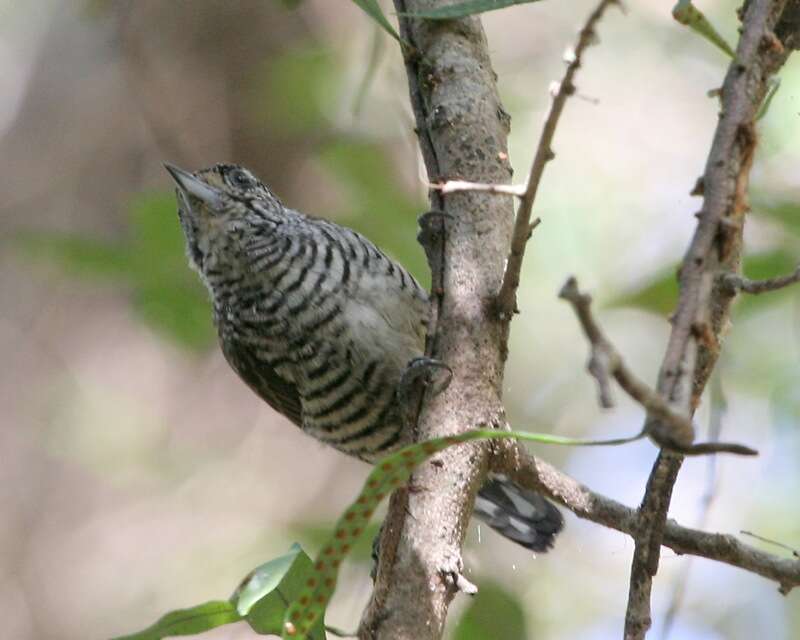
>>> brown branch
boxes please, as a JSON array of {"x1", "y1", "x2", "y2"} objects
[
  {"x1": 360, "y1": 2, "x2": 518, "y2": 638},
  {"x1": 558, "y1": 277, "x2": 757, "y2": 456},
  {"x1": 495, "y1": 0, "x2": 621, "y2": 318},
  {"x1": 660, "y1": 371, "x2": 727, "y2": 640},
  {"x1": 720, "y1": 264, "x2": 800, "y2": 294},
  {"x1": 492, "y1": 445, "x2": 800, "y2": 595},
  {"x1": 623, "y1": 1, "x2": 799, "y2": 637}
]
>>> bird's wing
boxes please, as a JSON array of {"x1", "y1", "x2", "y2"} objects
[{"x1": 220, "y1": 338, "x2": 303, "y2": 427}]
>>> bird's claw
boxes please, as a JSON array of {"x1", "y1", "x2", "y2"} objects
[{"x1": 400, "y1": 356, "x2": 453, "y2": 396}]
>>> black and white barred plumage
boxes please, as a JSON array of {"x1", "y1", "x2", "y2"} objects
[{"x1": 166, "y1": 162, "x2": 563, "y2": 552}]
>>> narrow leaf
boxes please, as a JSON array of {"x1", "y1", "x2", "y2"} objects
[
  {"x1": 672, "y1": 0, "x2": 735, "y2": 59},
  {"x1": 399, "y1": 0, "x2": 544, "y2": 20},
  {"x1": 281, "y1": 428, "x2": 639, "y2": 639},
  {"x1": 351, "y1": 0, "x2": 401, "y2": 41},
  {"x1": 757, "y1": 77, "x2": 781, "y2": 121},
  {"x1": 110, "y1": 601, "x2": 242, "y2": 640}
]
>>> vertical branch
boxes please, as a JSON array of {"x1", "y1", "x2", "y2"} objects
[
  {"x1": 360, "y1": 2, "x2": 516, "y2": 638},
  {"x1": 623, "y1": 1, "x2": 798, "y2": 637}
]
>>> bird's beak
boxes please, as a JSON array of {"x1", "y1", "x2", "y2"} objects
[{"x1": 164, "y1": 163, "x2": 224, "y2": 210}]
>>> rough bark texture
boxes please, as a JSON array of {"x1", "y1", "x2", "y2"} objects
[
  {"x1": 624, "y1": 1, "x2": 800, "y2": 637},
  {"x1": 359, "y1": 2, "x2": 515, "y2": 638}
]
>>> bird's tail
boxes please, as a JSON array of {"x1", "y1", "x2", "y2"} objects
[{"x1": 473, "y1": 473, "x2": 564, "y2": 552}]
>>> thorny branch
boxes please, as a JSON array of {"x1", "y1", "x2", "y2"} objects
[
  {"x1": 495, "y1": 0, "x2": 622, "y2": 319},
  {"x1": 623, "y1": 1, "x2": 800, "y2": 637},
  {"x1": 373, "y1": 0, "x2": 800, "y2": 638},
  {"x1": 362, "y1": 1, "x2": 517, "y2": 638},
  {"x1": 558, "y1": 277, "x2": 757, "y2": 456},
  {"x1": 720, "y1": 264, "x2": 800, "y2": 294}
]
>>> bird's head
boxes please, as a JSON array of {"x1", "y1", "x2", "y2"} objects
[{"x1": 164, "y1": 162, "x2": 285, "y2": 282}]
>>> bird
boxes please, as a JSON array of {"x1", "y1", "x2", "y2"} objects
[{"x1": 165, "y1": 162, "x2": 564, "y2": 552}]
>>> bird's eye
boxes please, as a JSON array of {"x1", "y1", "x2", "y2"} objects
[{"x1": 230, "y1": 169, "x2": 253, "y2": 189}]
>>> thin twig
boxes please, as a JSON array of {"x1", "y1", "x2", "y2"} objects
[
  {"x1": 720, "y1": 265, "x2": 800, "y2": 295},
  {"x1": 558, "y1": 277, "x2": 756, "y2": 456},
  {"x1": 495, "y1": 0, "x2": 621, "y2": 317},
  {"x1": 624, "y1": 1, "x2": 797, "y2": 637},
  {"x1": 741, "y1": 531, "x2": 800, "y2": 558},
  {"x1": 492, "y1": 443, "x2": 800, "y2": 594}
]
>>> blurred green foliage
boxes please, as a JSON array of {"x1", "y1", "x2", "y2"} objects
[
  {"x1": 17, "y1": 193, "x2": 214, "y2": 351},
  {"x1": 453, "y1": 580, "x2": 528, "y2": 640},
  {"x1": 610, "y1": 199, "x2": 800, "y2": 317},
  {"x1": 398, "y1": 0, "x2": 544, "y2": 20},
  {"x1": 252, "y1": 46, "x2": 338, "y2": 135}
]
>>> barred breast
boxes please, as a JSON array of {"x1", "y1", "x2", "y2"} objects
[{"x1": 213, "y1": 208, "x2": 428, "y2": 462}]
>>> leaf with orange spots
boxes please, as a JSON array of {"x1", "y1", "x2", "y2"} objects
[{"x1": 281, "y1": 427, "x2": 618, "y2": 639}]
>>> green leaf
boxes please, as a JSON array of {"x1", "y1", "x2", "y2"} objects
[
  {"x1": 399, "y1": 0, "x2": 544, "y2": 20},
  {"x1": 672, "y1": 0, "x2": 736, "y2": 59},
  {"x1": 234, "y1": 544, "x2": 304, "y2": 616},
  {"x1": 351, "y1": 0, "x2": 401, "y2": 41},
  {"x1": 110, "y1": 601, "x2": 242, "y2": 640},
  {"x1": 234, "y1": 544, "x2": 326, "y2": 639},
  {"x1": 453, "y1": 581, "x2": 528, "y2": 640},
  {"x1": 757, "y1": 77, "x2": 781, "y2": 121}
]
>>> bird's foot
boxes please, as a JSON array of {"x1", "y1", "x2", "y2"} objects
[{"x1": 401, "y1": 356, "x2": 452, "y2": 396}]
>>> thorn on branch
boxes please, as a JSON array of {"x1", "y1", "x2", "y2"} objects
[
  {"x1": 719, "y1": 265, "x2": 800, "y2": 295},
  {"x1": 559, "y1": 277, "x2": 757, "y2": 456}
]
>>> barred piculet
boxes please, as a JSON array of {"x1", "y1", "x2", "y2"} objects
[{"x1": 166, "y1": 162, "x2": 564, "y2": 552}]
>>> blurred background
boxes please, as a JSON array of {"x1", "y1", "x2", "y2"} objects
[{"x1": 1, "y1": 1, "x2": 799, "y2": 638}]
